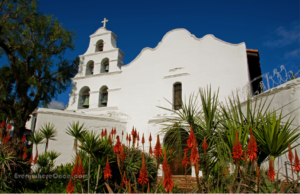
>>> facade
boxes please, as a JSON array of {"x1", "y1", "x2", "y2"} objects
[{"x1": 31, "y1": 24, "x2": 300, "y2": 177}]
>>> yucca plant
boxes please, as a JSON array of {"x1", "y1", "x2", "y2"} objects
[
  {"x1": 28, "y1": 131, "x2": 44, "y2": 153},
  {"x1": 78, "y1": 130, "x2": 101, "y2": 193},
  {"x1": 39, "y1": 123, "x2": 58, "y2": 152},
  {"x1": 47, "y1": 150, "x2": 61, "y2": 170},
  {"x1": 65, "y1": 121, "x2": 86, "y2": 154}
]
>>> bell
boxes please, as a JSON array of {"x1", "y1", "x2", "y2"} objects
[
  {"x1": 91, "y1": 69, "x2": 93, "y2": 74},
  {"x1": 105, "y1": 65, "x2": 109, "y2": 72},
  {"x1": 82, "y1": 96, "x2": 89, "y2": 108},
  {"x1": 101, "y1": 95, "x2": 107, "y2": 103}
]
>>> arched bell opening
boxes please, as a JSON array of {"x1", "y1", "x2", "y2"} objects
[
  {"x1": 99, "y1": 86, "x2": 108, "y2": 107},
  {"x1": 78, "y1": 86, "x2": 90, "y2": 109},
  {"x1": 163, "y1": 127, "x2": 191, "y2": 175},
  {"x1": 86, "y1": 61, "x2": 94, "y2": 75},
  {"x1": 100, "y1": 58, "x2": 109, "y2": 73},
  {"x1": 95, "y1": 39, "x2": 104, "y2": 52}
]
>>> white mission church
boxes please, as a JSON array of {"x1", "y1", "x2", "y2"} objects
[{"x1": 27, "y1": 19, "x2": 300, "y2": 177}]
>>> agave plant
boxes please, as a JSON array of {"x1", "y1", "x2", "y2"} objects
[{"x1": 39, "y1": 123, "x2": 58, "y2": 152}]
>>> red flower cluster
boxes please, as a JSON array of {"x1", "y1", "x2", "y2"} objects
[
  {"x1": 0, "y1": 121, "x2": 5, "y2": 128},
  {"x1": 149, "y1": 144, "x2": 153, "y2": 155},
  {"x1": 66, "y1": 179, "x2": 75, "y2": 194},
  {"x1": 267, "y1": 159, "x2": 275, "y2": 181},
  {"x1": 162, "y1": 149, "x2": 174, "y2": 193},
  {"x1": 104, "y1": 156, "x2": 112, "y2": 180},
  {"x1": 246, "y1": 128, "x2": 258, "y2": 163},
  {"x1": 154, "y1": 135, "x2": 162, "y2": 158},
  {"x1": 6, "y1": 123, "x2": 11, "y2": 130},
  {"x1": 288, "y1": 142, "x2": 294, "y2": 165},
  {"x1": 107, "y1": 135, "x2": 112, "y2": 145},
  {"x1": 294, "y1": 150, "x2": 300, "y2": 173},
  {"x1": 23, "y1": 147, "x2": 27, "y2": 160},
  {"x1": 33, "y1": 151, "x2": 38, "y2": 164},
  {"x1": 71, "y1": 154, "x2": 85, "y2": 177},
  {"x1": 114, "y1": 136, "x2": 122, "y2": 154},
  {"x1": 190, "y1": 139, "x2": 200, "y2": 165},
  {"x1": 182, "y1": 152, "x2": 189, "y2": 167},
  {"x1": 29, "y1": 154, "x2": 33, "y2": 163},
  {"x1": 141, "y1": 133, "x2": 145, "y2": 144},
  {"x1": 138, "y1": 153, "x2": 149, "y2": 185},
  {"x1": 232, "y1": 130, "x2": 243, "y2": 163},
  {"x1": 121, "y1": 171, "x2": 128, "y2": 188},
  {"x1": 187, "y1": 125, "x2": 197, "y2": 148},
  {"x1": 21, "y1": 134, "x2": 26, "y2": 144},
  {"x1": 149, "y1": 133, "x2": 152, "y2": 142},
  {"x1": 120, "y1": 144, "x2": 126, "y2": 162}
]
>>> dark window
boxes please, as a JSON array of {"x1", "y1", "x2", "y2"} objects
[{"x1": 173, "y1": 83, "x2": 182, "y2": 110}]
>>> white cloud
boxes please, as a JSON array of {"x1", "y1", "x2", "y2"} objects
[
  {"x1": 47, "y1": 100, "x2": 65, "y2": 110},
  {"x1": 284, "y1": 48, "x2": 300, "y2": 60},
  {"x1": 263, "y1": 22, "x2": 300, "y2": 48}
]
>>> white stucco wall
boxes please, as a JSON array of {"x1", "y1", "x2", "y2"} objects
[{"x1": 33, "y1": 27, "x2": 264, "y2": 166}]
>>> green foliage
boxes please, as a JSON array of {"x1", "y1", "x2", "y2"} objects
[{"x1": 39, "y1": 123, "x2": 58, "y2": 152}]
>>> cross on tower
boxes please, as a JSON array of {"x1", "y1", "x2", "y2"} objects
[{"x1": 102, "y1": 18, "x2": 109, "y2": 28}]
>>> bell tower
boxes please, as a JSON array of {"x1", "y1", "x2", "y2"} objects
[{"x1": 75, "y1": 18, "x2": 125, "y2": 77}]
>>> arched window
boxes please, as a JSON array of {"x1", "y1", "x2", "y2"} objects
[
  {"x1": 78, "y1": 86, "x2": 90, "y2": 109},
  {"x1": 173, "y1": 83, "x2": 182, "y2": 110},
  {"x1": 100, "y1": 58, "x2": 109, "y2": 73},
  {"x1": 99, "y1": 86, "x2": 108, "y2": 107},
  {"x1": 96, "y1": 40, "x2": 104, "y2": 52},
  {"x1": 86, "y1": 61, "x2": 94, "y2": 75}
]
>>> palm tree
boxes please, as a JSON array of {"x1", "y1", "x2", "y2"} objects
[
  {"x1": 40, "y1": 123, "x2": 58, "y2": 152},
  {"x1": 47, "y1": 150, "x2": 61, "y2": 170},
  {"x1": 78, "y1": 130, "x2": 101, "y2": 193},
  {"x1": 65, "y1": 121, "x2": 86, "y2": 154},
  {"x1": 28, "y1": 131, "x2": 44, "y2": 153}
]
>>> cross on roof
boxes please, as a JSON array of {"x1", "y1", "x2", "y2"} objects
[{"x1": 102, "y1": 18, "x2": 108, "y2": 28}]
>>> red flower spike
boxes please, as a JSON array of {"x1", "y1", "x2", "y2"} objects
[
  {"x1": 131, "y1": 127, "x2": 135, "y2": 135},
  {"x1": 187, "y1": 125, "x2": 197, "y2": 148},
  {"x1": 202, "y1": 136, "x2": 208, "y2": 154},
  {"x1": 142, "y1": 133, "x2": 145, "y2": 144},
  {"x1": 126, "y1": 133, "x2": 128, "y2": 141},
  {"x1": 149, "y1": 133, "x2": 152, "y2": 142},
  {"x1": 66, "y1": 179, "x2": 75, "y2": 194},
  {"x1": 294, "y1": 150, "x2": 300, "y2": 173},
  {"x1": 101, "y1": 129, "x2": 104, "y2": 137},
  {"x1": 71, "y1": 154, "x2": 79, "y2": 177},
  {"x1": 104, "y1": 128, "x2": 107, "y2": 136},
  {"x1": 137, "y1": 132, "x2": 140, "y2": 141},
  {"x1": 184, "y1": 148, "x2": 189, "y2": 154},
  {"x1": 163, "y1": 166, "x2": 174, "y2": 193},
  {"x1": 122, "y1": 130, "x2": 124, "y2": 136},
  {"x1": 23, "y1": 146, "x2": 27, "y2": 152},
  {"x1": 21, "y1": 134, "x2": 26, "y2": 144},
  {"x1": 77, "y1": 155, "x2": 85, "y2": 176},
  {"x1": 182, "y1": 152, "x2": 189, "y2": 167},
  {"x1": 120, "y1": 144, "x2": 126, "y2": 162},
  {"x1": 33, "y1": 151, "x2": 38, "y2": 164},
  {"x1": 154, "y1": 135, "x2": 162, "y2": 158},
  {"x1": 23, "y1": 150, "x2": 28, "y2": 160},
  {"x1": 247, "y1": 127, "x2": 258, "y2": 163},
  {"x1": 7, "y1": 123, "x2": 11, "y2": 130},
  {"x1": 0, "y1": 121, "x2": 5, "y2": 128},
  {"x1": 267, "y1": 158, "x2": 275, "y2": 181},
  {"x1": 104, "y1": 156, "x2": 112, "y2": 180},
  {"x1": 190, "y1": 138, "x2": 200, "y2": 165},
  {"x1": 128, "y1": 135, "x2": 131, "y2": 142},
  {"x1": 138, "y1": 153, "x2": 149, "y2": 185},
  {"x1": 232, "y1": 130, "x2": 243, "y2": 163},
  {"x1": 114, "y1": 136, "x2": 122, "y2": 154},
  {"x1": 288, "y1": 142, "x2": 294, "y2": 165},
  {"x1": 29, "y1": 154, "x2": 33, "y2": 163},
  {"x1": 6, "y1": 132, "x2": 10, "y2": 140}
]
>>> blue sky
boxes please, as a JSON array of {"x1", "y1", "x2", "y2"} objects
[{"x1": 30, "y1": 0, "x2": 300, "y2": 108}]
